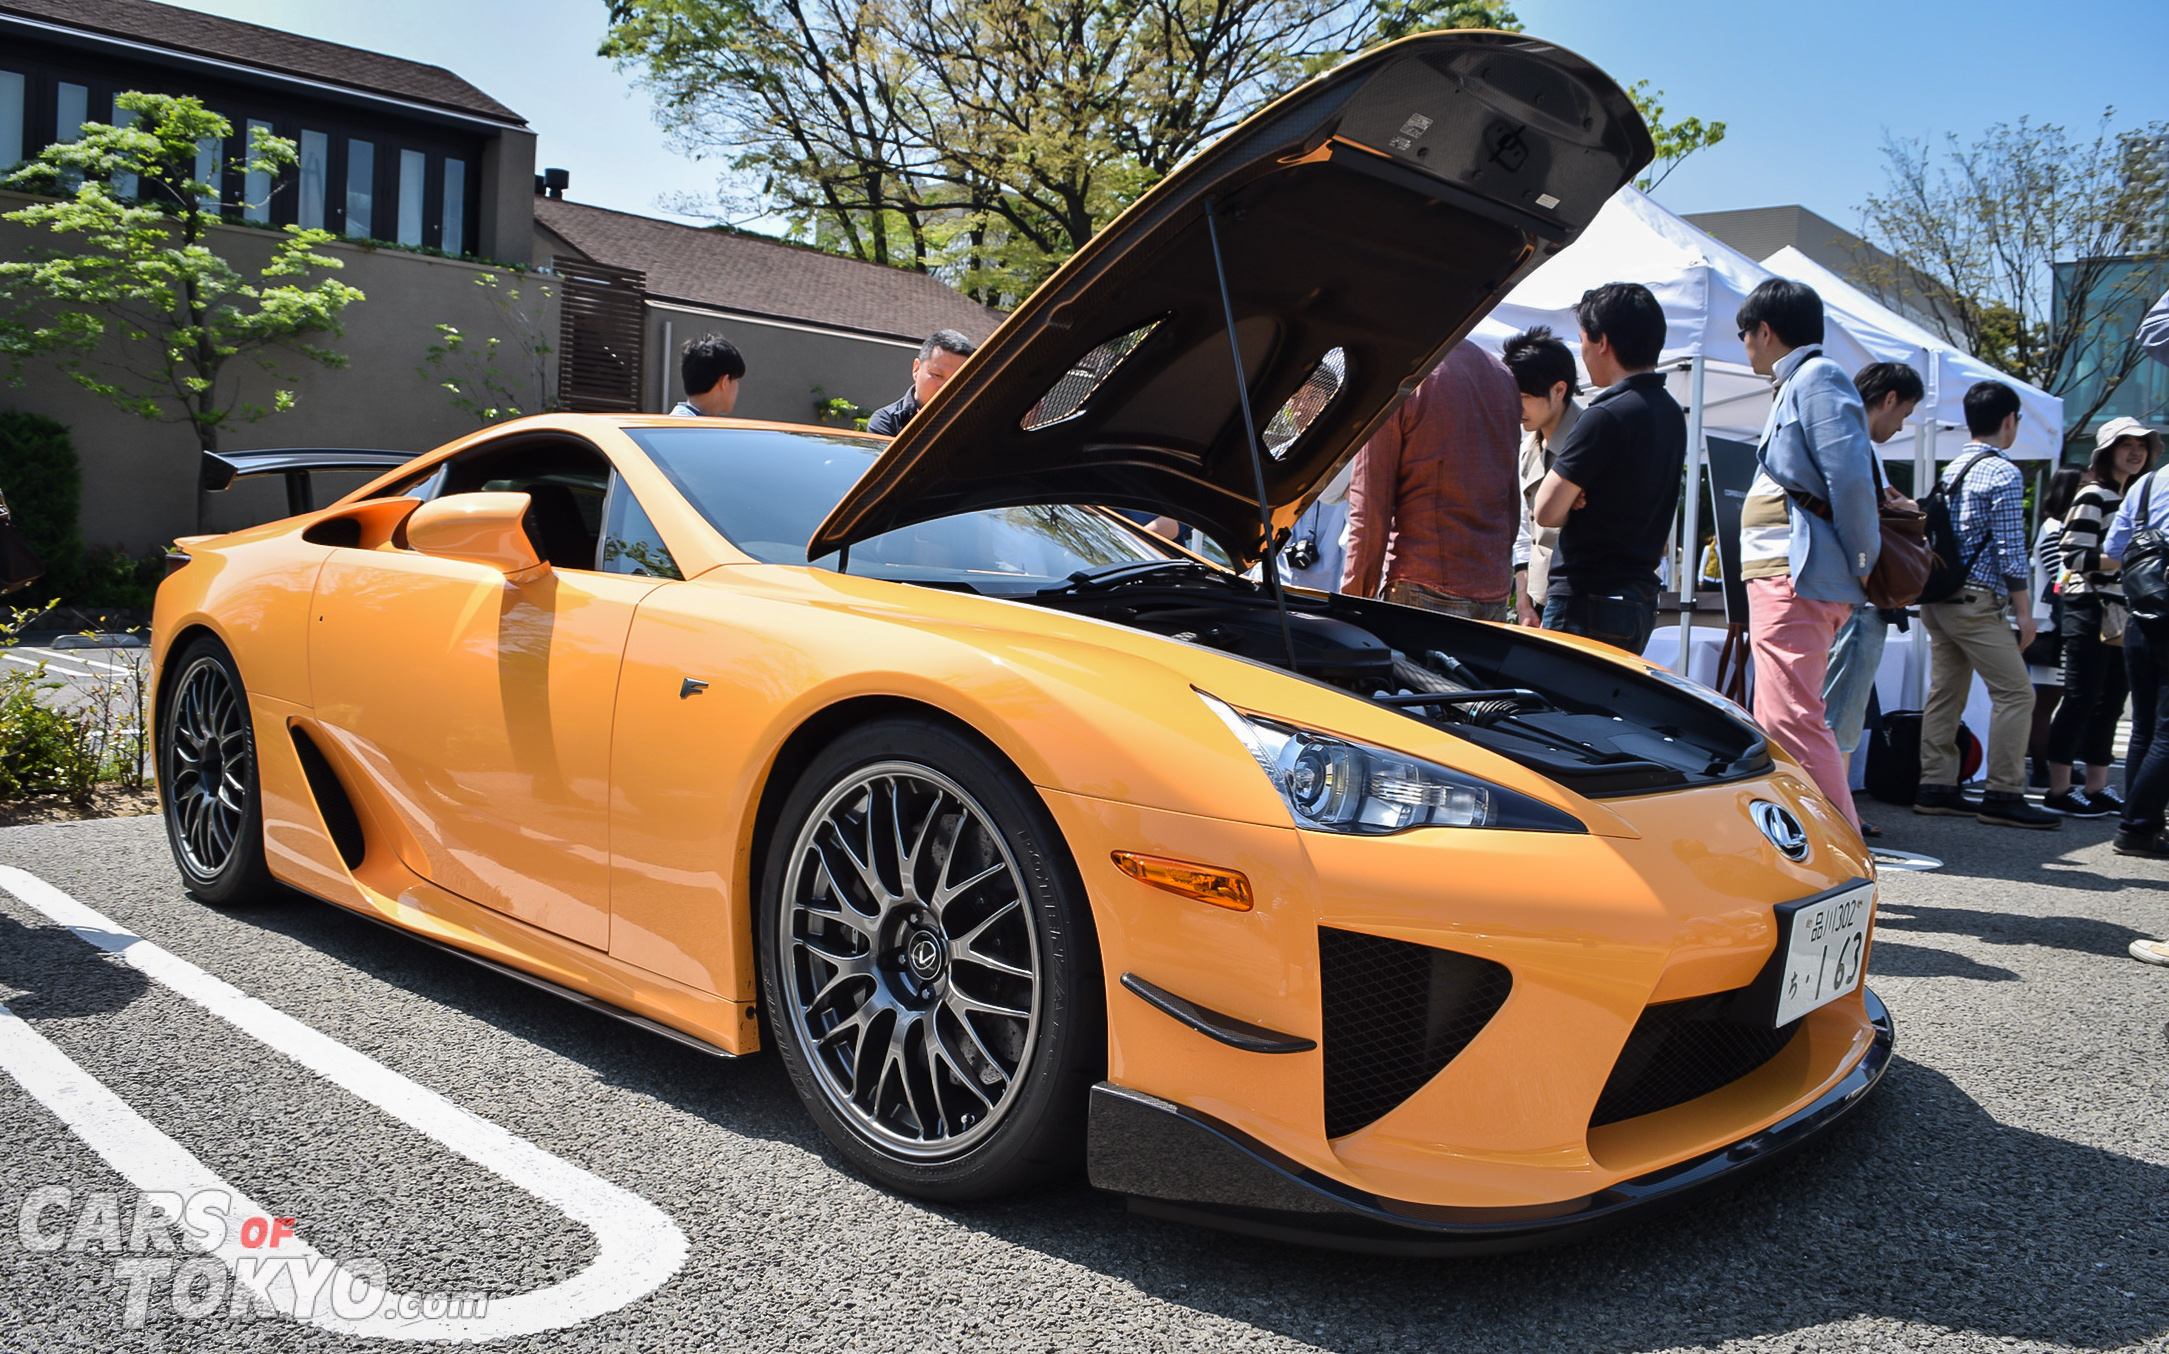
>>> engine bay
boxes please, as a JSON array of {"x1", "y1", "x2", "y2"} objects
[{"x1": 1001, "y1": 562, "x2": 1769, "y2": 797}]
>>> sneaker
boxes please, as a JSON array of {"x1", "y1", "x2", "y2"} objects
[
  {"x1": 1913, "y1": 784, "x2": 1978, "y2": 816},
  {"x1": 2113, "y1": 830, "x2": 2169, "y2": 859},
  {"x1": 1976, "y1": 793, "x2": 2062, "y2": 829},
  {"x1": 2089, "y1": 786, "x2": 2127, "y2": 816},
  {"x1": 2131, "y1": 939, "x2": 2169, "y2": 966},
  {"x1": 2043, "y1": 790, "x2": 2110, "y2": 818}
]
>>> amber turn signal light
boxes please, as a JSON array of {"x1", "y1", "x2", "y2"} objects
[{"x1": 1110, "y1": 852, "x2": 1254, "y2": 911}]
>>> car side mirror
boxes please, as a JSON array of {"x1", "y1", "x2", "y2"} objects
[{"x1": 404, "y1": 492, "x2": 549, "y2": 581}]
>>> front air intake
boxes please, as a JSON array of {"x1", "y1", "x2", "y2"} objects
[
  {"x1": 1319, "y1": 927, "x2": 1512, "y2": 1139},
  {"x1": 1590, "y1": 992, "x2": 1801, "y2": 1127}
]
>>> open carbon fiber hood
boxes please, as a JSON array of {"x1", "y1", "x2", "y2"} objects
[{"x1": 809, "y1": 30, "x2": 1653, "y2": 567}]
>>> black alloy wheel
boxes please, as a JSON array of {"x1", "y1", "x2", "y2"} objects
[
  {"x1": 758, "y1": 718, "x2": 1102, "y2": 1201},
  {"x1": 158, "y1": 637, "x2": 275, "y2": 903}
]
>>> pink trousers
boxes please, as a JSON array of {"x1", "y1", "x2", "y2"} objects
[{"x1": 1746, "y1": 576, "x2": 1862, "y2": 831}]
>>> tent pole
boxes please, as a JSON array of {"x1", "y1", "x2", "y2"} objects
[
  {"x1": 1673, "y1": 354, "x2": 1708, "y2": 676},
  {"x1": 1906, "y1": 350, "x2": 1938, "y2": 708}
]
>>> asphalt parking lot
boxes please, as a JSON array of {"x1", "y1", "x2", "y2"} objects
[{"x1": 1, "y1": 810, "x2": 2164, "y2": 1353}]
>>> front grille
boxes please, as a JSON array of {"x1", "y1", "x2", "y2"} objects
[
  {"x1": 1590, "y1": 991, "x2": 1800, "y2": 1128},
  {"x1": 1319, "y1": 927, "x2": 1512, "y2": 1139}
]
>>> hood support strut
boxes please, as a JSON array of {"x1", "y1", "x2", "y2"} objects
[{"x1": 1203, "y1": 195, "x2": 1298, "y2": 673}]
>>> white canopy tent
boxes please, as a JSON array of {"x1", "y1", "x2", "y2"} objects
[
  {"x1": 1759, "y1": 245, "x2": 2065, "y2": 470},
  {"x1": 1465, "y1": 188, "x2": 2062, "y2": 676}
]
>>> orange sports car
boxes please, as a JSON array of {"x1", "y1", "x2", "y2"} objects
[{"x1": 153, "y1": 30, "x2": 1888, "y2": 1254}]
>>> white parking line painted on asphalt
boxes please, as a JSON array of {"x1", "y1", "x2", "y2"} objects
[
  {"x1": 17, "y1": 646, "x2": 135, "y2": 674},
  {"x1": 0, "y1": 866, "x2": 689, "y2": 1342},
  {"x1": 4, "y1": 651, "x2": 94, "y2": 678}
]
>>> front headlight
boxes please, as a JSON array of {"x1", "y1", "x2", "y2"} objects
[{"x1": 1198, "y1": 691, "x2": 1583, "y2": 835}]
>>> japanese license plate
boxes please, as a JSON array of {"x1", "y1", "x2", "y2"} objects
[{"x1": 1773, "y1": 883, "x2": 1875, "y2": 1027}]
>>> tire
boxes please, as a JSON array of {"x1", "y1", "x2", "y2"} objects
[
  {"x1": 157, "y1": 635, "x2": 276, "y2": 904},
  {"x1": 758, "y1": 717, "x2": 1103, "y2": 1201}
]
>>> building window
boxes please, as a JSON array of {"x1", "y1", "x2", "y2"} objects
[
  {"x1": 397, "y1": 147, "x2": 425, "y2": 246},
  {"x1": 442, "y1": 157, "x2": 466, "y2": 254},
  {"x1": 242, "y1": 119, "x2": 272, "y2": 223},
  {"x1": 56, "y1": 81, "x2": 88, "y2": 140},
  {"x1": 345, "y1": 137, "x2": 373, "y2": 238},
  {"x1": 194, "y1": 135, "x2": 221, "y2": 210},
  {"x1": 57, "y1": 81, "x2": 88, "y2": 189},
  {"x1": 109, "y1": 99, "x2": 138, "y2": 200},
  {"x1": 0, "y1": 70, "x2": 22, "y2": 167},
  {"x1": 297, "y1": 130, "x2": 327, "y2": 229}
]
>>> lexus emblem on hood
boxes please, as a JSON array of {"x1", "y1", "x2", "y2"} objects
[{"x1": 1750, "y1": 800, "x2": 1810, "y2": 861}]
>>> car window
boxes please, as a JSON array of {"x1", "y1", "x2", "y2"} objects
[
  {"x1": 626, "y1": 426, "x2": 1168, "y2": 588},
  {"x1": 598, "y1": 474, "x2": 683, "y2": 580},
  {"x1": 374, "y1": 435, "x2": 612, "y2": 571}
]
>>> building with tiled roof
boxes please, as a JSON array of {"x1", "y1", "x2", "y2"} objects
[
  {"x1": 536, "y1": 196, "x2": 1003, "y2": 345},
  {"x1": 0, "y1": 0, "x2": 535, "y2": 260},
  {"x1": 533, "y1": 192, "x2": 1003, "y2": 425}
]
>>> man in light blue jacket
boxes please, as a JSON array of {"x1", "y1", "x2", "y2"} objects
[{"x1": 1734, "y1": 279, "x2": 1881, "y2": 831}]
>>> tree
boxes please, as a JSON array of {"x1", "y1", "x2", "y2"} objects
[
  {"x1": 0, "y1": 92, "x2": 363, "y2": 525},
  {"x1": 419, "y1": 270, "x2": 558, "y2": 423},
  {"x1": 1858, "y1": 114, "x2": 2169, "y2": 439},
  {"x1": 1625, "y1": 81, "x2": 1725, "y2": 194},
  {"x1": 606, "y1": 0, "x2": 1720, "y2": 303}
]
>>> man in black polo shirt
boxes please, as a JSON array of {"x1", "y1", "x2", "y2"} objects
[{"x1": 1532, "y1": 282, "x2": 1686, "y2": 654}]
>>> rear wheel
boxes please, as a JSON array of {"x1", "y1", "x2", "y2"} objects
[
  {"x1": 758, "y1": 718, "x2": 1101, "y2": 1200},
  {"x1": 158, "y1": 637, "x2": 275, "y2": 904}
]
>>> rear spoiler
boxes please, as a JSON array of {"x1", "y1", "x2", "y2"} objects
[{"x1": 201, "y1": 448, "x2": 419, "y2": 514}]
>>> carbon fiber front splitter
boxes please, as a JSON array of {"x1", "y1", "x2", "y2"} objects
[{"x1": 1087, "y1": 988, "x2": 1894, "y2": 1256}]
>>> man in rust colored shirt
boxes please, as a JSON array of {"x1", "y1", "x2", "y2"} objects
[{"x1": 1339, "y1": 339, "x2": 1523, "y2": 620}]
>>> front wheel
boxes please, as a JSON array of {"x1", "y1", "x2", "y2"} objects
[
  {"x1": 157, "y1": 636, "x2": 276, "y2": 904},
  {"x1": 758, "y1": 718, "x2": 1102, "y2": 1201}
]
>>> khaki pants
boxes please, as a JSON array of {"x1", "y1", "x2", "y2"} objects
[{"x1": 1919, "y1": 590, "x2": 2035, "y2": 794}]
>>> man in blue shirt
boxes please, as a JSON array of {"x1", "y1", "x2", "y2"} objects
[
  {"x1": 1733, "y1": 280, "x2": 1882, "y2": 833},
  {"x1": 1915, "y1": 382, "x2": 2059, "y2": 829},
  {"x1": 670, "y1": 334, "x2": 745, "y2": 417}
]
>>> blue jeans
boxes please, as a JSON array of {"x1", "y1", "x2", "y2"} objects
[
  {"x1": 1542, "y1": 583, "x2": 1658, "y2": 655},
  {"x1": 1822, "y1": 605, "x2": 1888, "y2": 757},
  {"x1": 2125, "y1": 618, "x2": 2169, "y2": 834}
]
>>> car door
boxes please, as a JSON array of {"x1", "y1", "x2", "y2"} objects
[{"x1": 308, "y1": 433, "x2": 666, "y2": 951}]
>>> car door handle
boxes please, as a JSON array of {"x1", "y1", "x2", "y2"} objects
[{"x1": 679, "y1": 677, "x2": 708, "y2": 699}]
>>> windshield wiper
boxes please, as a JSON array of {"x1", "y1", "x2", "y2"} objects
[{"x1": 1039, "y1": 559, "x2": 1222, "y2": 594}]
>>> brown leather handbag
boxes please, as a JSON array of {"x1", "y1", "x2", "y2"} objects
[
  {"x1": 1863, "y1": 479, "x2": 1933, "y2": 608},
  {"x1": 1789, "y1": 463, "x2": 1933, "y2": 608}
]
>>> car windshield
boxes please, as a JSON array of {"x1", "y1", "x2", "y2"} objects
[{"x1": 626, "y1": 426, "x2": 1173, "y2": 586}]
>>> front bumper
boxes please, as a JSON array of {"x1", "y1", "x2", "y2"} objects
[{"x1": 1088, "y1": 988, "x2": 1893, "y2": 1256}]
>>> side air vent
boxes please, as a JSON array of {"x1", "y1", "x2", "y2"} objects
[
  {"x1": 1590, "y1": 993, "x2": 1801, "y2": 1128},
  {"x1": 290, "y1": 727, "x2": 366, "y2": 870},
  {"x1": 1319, "y1": 927, "x2": 1512, "y2": 1139}
]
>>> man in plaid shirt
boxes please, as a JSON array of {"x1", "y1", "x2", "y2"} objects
[{"x1": 1915, "y1": 381, "x2": 2060, "y2": 828}]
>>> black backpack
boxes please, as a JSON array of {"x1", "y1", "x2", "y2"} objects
[
  {"x1": 1917, "y1": 451, "x2": 1996, "y2": 605},
  {"x1": 1864, "y1": 708, "x2": 1984, "y2": 805},
  {"x1": 2123, "y1": 469, "x2": 2169, "y2": 627}
]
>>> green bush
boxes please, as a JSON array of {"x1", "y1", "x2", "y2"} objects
[
  {"x1": 0, "y1": 410, "x2": 83, "y2": 597},
  {"x1": 70, "y1": 546, "x2": 164, "y2": 612},
  {"x1": 0, "y1": 667, "x2": 90, "y2": 799}
]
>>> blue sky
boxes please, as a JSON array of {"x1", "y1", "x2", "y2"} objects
[{"x1": 171, "y1": 0, "x2": 2169, "y2": 238}]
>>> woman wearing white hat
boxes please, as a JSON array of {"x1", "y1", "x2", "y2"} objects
[{"x1": 2044, "y1": 417, "x2": 2160, "y2": 816}]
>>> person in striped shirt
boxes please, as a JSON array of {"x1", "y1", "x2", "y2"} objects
[
  {"x1": 1914, "y1": 382, "x2": 2060, "y2": 828},
  {"x1": 2043, "y1": 418, "x2": 2159, "y2": 816}
]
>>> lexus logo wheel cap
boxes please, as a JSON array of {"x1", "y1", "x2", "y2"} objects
[{"x1": 1750, "y1": 800, "x2": 1810, "y2": 861}]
